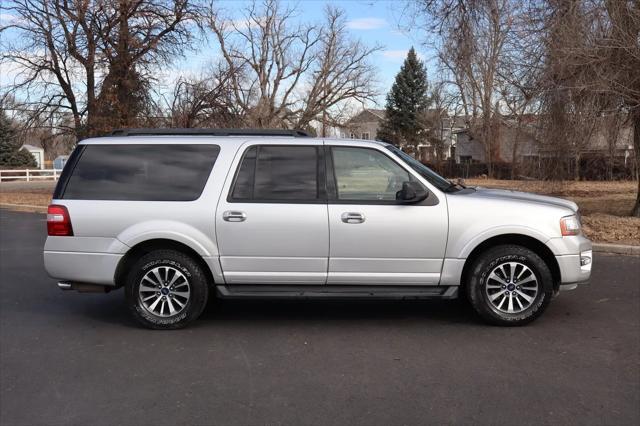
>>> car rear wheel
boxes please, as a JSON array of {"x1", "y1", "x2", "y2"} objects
[
  {"x1": 466, "y1": 245, "x2": 553, "y2": 326},
  {"x1": 125, "y1": 250, "x2": 209, "y2": 329}
]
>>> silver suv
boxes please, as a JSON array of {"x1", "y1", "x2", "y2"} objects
[{"x1": 44, "y1": 129, "x2": 592, "y2": 329}]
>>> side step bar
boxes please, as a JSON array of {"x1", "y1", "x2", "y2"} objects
[{"x1": 216, "y1": 285, "x2": 458, "y2": 300}]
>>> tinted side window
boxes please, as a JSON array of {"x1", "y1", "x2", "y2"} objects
[
  {"x1": 62, "y1": 144, "x2": 219, "y2": 201},
  {"x1": 230, "y1": 146, "x2": 257, "y2": 199},
  {"x1": 331, "y1": 147, "x2": 412, "y2": 201},
  {"x1": 230, "y1": 145, "x2": 321, "y2": 202}
]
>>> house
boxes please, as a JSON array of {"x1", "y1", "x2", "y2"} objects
[
  {"x1": 20, "y1": 144, "x2": 45, "y2": 169},
  {"x1": 416, "y1": 114, "x2": 466, "y2": 163},
  {"x1": 454, "y1": 115, "x2": 634, "y2": 167},
  {"x1": 340, "y1": 109, "x2": 463, "y2": 161},
  {"x1": 54, "y1": 155, "x2": 69, "y2": 170},
  {"x1": 455, "y1": 119, "x2": 540, "y2": 164},
  {"x1": 339, "y1": 109, "x2": 385, "y2": 140}
]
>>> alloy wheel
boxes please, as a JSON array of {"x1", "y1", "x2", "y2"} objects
[{"x1": 138, "y1": 266, "x2": 191, "y2": 317}]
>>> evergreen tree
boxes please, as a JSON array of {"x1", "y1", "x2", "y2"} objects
[
  {"x1": 376, "y1": 47, "x2": 431, "y2": 152},
  {"x1": 0, "y1": 109, "x2": 37, "y2": 168}
]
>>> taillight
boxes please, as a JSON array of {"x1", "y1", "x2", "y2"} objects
[{"x1": 47, "y1": 204, "x2": 73, "y2": 236}]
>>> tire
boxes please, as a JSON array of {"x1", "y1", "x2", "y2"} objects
[
  {"x1": 124, "y1": 250, "x2": 209, "y2": 330},
  {"x1": 466, "y1": 245, "x2": 553, "y2": 326}
]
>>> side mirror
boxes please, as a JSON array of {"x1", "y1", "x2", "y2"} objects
[{"x1": 396, "y1": 181, "x2": 429, "y2": 204}]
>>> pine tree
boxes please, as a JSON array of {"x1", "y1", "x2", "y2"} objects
[
  {"x1": 376, "y1": 47, "x2": 431, "y2": 152},
  {"x1": 0, "y1": 109, "x2": 37, "y2": 168}
]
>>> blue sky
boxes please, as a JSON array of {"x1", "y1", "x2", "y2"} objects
[
  {"x1": 1, "y1": 0, "x2": 435, "y2": 108},
  {"x1": 167, "y1": 0, "x2": 434, "y2": 107}
]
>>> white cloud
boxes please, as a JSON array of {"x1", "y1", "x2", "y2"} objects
[
  {"x1": 0, "y1": 13, "x2": 23, "y2": 26},
  {"x1": 346, "y1": 17, "x2": 387, "y2": 30},
  {"x1": 382, "y1": 49, "x2": 408, "y2": 60},
  {"x1": 381, "y1": 49, "x2": 425, "y2": 62}
]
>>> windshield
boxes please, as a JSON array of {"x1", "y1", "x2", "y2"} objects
[{"x1": 386, "y1": 145, "x2": 458, "y2": 192}]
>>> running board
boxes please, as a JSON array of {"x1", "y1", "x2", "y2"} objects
[{"x1": 216, "y1": 285, "x2": 458, "y2": 300}]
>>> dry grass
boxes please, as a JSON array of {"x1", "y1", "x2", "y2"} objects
[
  {"x1": 0, "y1": 192, "x2": 52, "y2": 207},
  {"x1": 0, "y1": 183, "x2": 52, "y2": 212},
  {"x1": 466, "y1": 179, "x2": 639, "y2": 245},
  {"x1": 2, "y1": 179, "x2": 638, "y2": 245}
]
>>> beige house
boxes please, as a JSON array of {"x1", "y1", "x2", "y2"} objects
[
  {"x1": 340, "y1": 109, "x2": 462, "y2": 162},
  {"x1": 339, "y1": 109, "x2": 385, "y2": 140}
]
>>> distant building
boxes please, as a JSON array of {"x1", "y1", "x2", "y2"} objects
[
  {"x1": 454, "y1": 115, "x2": 634, "y2": 167},
  {"x1": 340, "y1": 109, "x2": 385, "y2": 140},
  {"x1": 454, "y1": 121, "x2": 540, "y2": 164},
  {"x1": 339, "y1": 109, "x2": 464, "y2": 162},
  {"x1": 20, "y1": 144, "x2": 45, "y2": 169},
  {"x1": 54, "y1": 155, "x2": 69, "y2": 170}
]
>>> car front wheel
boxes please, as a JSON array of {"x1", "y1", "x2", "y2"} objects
[{"x1": 466, "y1": 245, "x2": 554, "y2": 326}]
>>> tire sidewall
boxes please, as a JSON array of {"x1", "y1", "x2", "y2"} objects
[
  {"x1": 468, "y1": 247, "x2": 553, "y2": 326},
  {"x1": 125, "y1": 251, "x2": 208, "y2": 329}
]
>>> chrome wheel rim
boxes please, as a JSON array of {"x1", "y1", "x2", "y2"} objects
[
  {"x1": 138, "y1": 266, "x2": 190, "y2": 317},
  {"x1": 485, "y1": 261, "x2": 539, "y2": 314}
]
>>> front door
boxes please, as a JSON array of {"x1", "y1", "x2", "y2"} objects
[
  {"x1": 326, "y1": 145, "x2": 448, "y2": 285},
  {"x1": 216, "y1": 143, "x2": 329, "y2": 284}
]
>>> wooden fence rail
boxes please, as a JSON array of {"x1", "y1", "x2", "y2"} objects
[{"x1": 0, "y1": 169, "x2": 63, "y2": 182}]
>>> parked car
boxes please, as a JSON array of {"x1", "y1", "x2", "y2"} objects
[{"x1": 44, "y1": 129, "x2": 592, "y2": 329}]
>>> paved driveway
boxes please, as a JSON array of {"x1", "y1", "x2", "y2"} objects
[{"x1": 0, "y1": 209, "x2": 638, "y2": 425}]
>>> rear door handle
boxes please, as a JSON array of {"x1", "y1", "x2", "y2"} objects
[
  {"x1": 341, "y1": 212, "x2": 365, "y2": 224},
  {"x1": 223, "y1": 211, "x2": 247, "y2": 222}
]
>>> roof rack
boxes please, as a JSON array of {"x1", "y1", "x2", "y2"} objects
[{"x1": 109, "y1": 128, "x2": 310, "y2": 137}]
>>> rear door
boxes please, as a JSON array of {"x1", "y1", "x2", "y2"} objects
[
  {"x1": 215, "y1": 141, "x2": 329, "y2": 284},
  {"x1": 326, "y1": 144, "x2": 448, "y2": 285}
]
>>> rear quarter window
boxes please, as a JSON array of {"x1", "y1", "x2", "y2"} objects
[{"x1": 60, "y1": 144, "x2": 220, "y2": 201}]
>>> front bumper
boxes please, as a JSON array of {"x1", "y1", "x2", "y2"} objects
[
  {"x1": 555, "y1": 250, "x2": 592, "y2": 288},
  {"x1": 548, "y1": 234, "x2": 592, "y2": 289}
]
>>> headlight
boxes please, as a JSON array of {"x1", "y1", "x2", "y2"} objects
[{"x1": 560, "y1": 215, "x2": 581, "y2": 236}]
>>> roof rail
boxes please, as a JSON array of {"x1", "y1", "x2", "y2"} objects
[{"x1": 109, "y1": 128, "x2": 310, "y2": 137}]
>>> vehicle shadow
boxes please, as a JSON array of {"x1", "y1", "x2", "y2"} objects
[
  {"x1": 199, "y1": 297, "x2": 479, "y2": 326},
  {"x1": 70, "y1": 293, "x2": 479, "y2": 329}
]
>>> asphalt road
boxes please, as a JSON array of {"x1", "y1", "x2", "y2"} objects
[{"x1": 1, "y1": 209, "x2": 639, "y2": 426}]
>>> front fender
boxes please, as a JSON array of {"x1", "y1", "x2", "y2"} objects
[{"x1": 451, "y1": 225, "x2": 555, "y2": 259}]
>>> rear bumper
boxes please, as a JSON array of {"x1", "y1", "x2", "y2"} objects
[{"x1": 44, "y1": 251, "x2": 122, "y2": 286}]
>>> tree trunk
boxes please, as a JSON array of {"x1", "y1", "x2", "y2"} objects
[{"x1": 631, "y1": 109, "x2": 640, "y2": 217}]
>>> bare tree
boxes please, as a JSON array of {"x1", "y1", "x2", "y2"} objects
[
  {"x1": 537, "y1": 0, "x2": 639, "y2": 214},
  {"x1": 206, "y1": 0, "x2": 380, "y2": 130},
  {"x1": 1, "y1": 0, "x2": 198, "y2": 139},
  {"x1": 160, "y1": 65, "x2": 242, "y2": 128},
  {"x1": 413, "y1": 0, "x2": 514, "y2": 177}
]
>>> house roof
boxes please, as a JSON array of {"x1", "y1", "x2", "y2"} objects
[
  {"x1": 21, "y1": 144, "x2": 44, "y2": 152},
  {"x1": 345, "y1": 109, "x2": 386, "y2": 125}
]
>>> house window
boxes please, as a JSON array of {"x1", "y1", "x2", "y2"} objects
[
  {"x1": 459, "y1": 155, "x2": 472, "y2": 164},
  {"x1": 361, "y1": 132, "x2": 370, "y2": 140}
]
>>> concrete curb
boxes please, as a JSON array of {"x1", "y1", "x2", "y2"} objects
[{"x1": 592, "y1": 243, "x2": 640, "y2": 256}]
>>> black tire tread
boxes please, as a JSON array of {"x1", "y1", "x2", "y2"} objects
[
  {"x1": 124, "y1": 249, "x2": 209, "y2": 330},
  {"x1": 466, "y1": 244, "x2": 553, "y2": 326}
]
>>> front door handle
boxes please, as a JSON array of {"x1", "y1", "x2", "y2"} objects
[
  {"x1": 223, "y1": 210, "x2": 247, "y2": 222},
  {"x1": 341, "y1": 212, "x2": 365, "y2": 224}
]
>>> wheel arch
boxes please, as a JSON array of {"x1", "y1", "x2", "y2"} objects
[
  {"x1": 460, "y1": 234, "x2": 561, "y2": 292},
  {"x1": 114, "y1": 239, "x2": 216, "y2": 289}
]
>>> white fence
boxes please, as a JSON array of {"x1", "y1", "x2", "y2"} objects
[{"x1": 0, "y1": 169, "x2": 63, "y2": 182}]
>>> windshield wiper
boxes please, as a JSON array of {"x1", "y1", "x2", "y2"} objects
[{"x1": 445, "y1": 179, "x2": 464, "y2": 192}]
